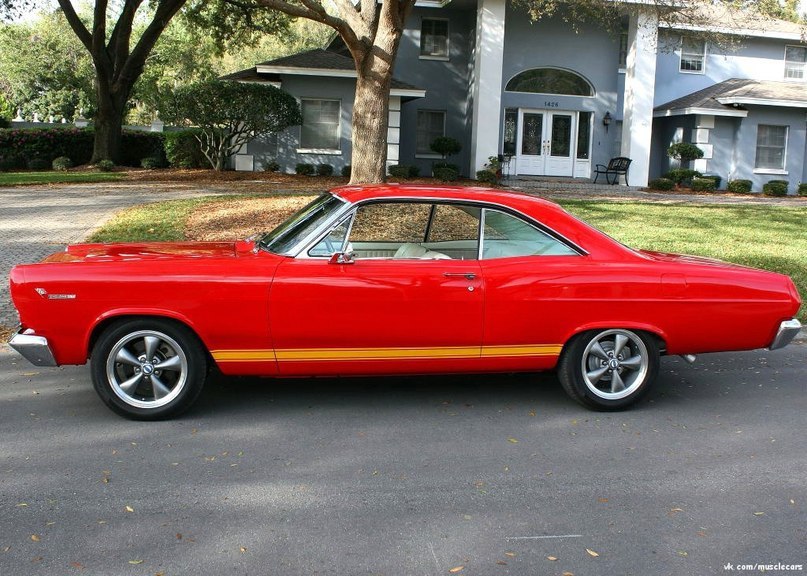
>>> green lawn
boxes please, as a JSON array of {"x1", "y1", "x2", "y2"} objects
[
  {"x1": 88, "y1": 196, "x2": 807, "y2": 320},
  {"x1": 0, "y1": 171, "x2": 124, "y2": 186}
]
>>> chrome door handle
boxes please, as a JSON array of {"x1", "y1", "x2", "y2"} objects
[{"x1": 443, "y1": 272, "x2": 477, "y2": 280}]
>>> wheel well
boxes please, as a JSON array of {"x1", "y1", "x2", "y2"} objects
[
  {"x1": 87, "y1": 315, "x2": 208, "y2": 360},
  {"x1": 562, "y1": 328, "x2": 667, "y2": 357}
]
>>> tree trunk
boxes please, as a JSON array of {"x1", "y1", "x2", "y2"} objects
[
  {"x1": 350, "y1": 53, "x2": 394, "y2": 184},
  {"x1": 91, "y1": 81, "x2": 130, "y2": 164}
]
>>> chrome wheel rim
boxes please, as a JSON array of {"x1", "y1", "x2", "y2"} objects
[
  {"x1": 581, "y1": 329, "x2": 649, "y2": 400},
  {"x1": 106, "y1": 330, "x2": 188, "y2": 409}
]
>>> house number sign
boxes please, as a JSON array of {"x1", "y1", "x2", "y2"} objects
[{"x1": 544, "y1": 101, "x2": 560, "y2": 108}]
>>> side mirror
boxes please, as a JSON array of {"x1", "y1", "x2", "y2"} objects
[{"x1": 328, "y1": 251, "x2": 355, "y2": 265}]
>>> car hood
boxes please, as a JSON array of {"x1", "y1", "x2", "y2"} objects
[{"x1": 41, "y1": 240, "x2": 256, "y2": 263}]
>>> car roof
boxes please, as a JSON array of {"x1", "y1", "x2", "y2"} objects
[{"x1": 330, "y1": 184, "x2": 636, "y2": 261}]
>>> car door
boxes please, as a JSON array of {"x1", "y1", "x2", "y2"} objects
[
  {"x1": 477, "y1": 207, "x2": 586, "y2": 372},
  {"x1": 268, "y1": 201, "x2": 485, "y2": 376}
]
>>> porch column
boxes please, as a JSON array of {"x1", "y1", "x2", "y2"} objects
[
  {"x1": 470, "y1": 0, "x2": 506, "y2": 176},
  {"x1": 620, "y1": 9, "x2": 658, "y2": 186}
]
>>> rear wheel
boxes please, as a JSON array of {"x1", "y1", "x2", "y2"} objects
[
  {"x1": 91, "y1": 319, "x2": 207, "y2": 420},
  {"x1": 558, "y1": 329, "x2": 659, "y2": 410}
]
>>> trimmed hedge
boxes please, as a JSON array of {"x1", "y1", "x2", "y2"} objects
[
  {"x1": 476, "y1": 170, "x2": 498, "y2": 185},
  {"x1": 798, "y1": 183, "x2": 807, "y2": 197},
  {"x1": 52, "y1": 156, "x2": 74, "y2": 171},
  {"x1": 341, "y1": 165, "x2": 351, "y2": 178},
  {"x1": 0, "y1": 127, "x2": 165, "y2": 167},
  {"x1": 648, "y1": 177, "x2": 674, "y2": 191},
  {"x1": 317, "y1": 163, "x2": 334, "y2": 176},
  {"x1": 295, "y1": 163, "x2": 315, "y2": 175},
  {"x1": 389, "y1": 164, "x2": 420, "y2": 179},
  {"x1": 663, "y1": 168, "x2": 701, "y2": 186},
  {"x1": 692, "y1": 177, "x2": 717, "y2": 192},
  {"x1": 433, "y1": 165, "x2": 459, "y2": 182},
  {"x1": 763, "y1": 180, "x2": 789, "y2": 197},
  {"x1": 727, "y1": 179, "x2": 752, "y2": 194}
]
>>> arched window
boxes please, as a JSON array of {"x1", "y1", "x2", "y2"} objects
[{"x1": 505, "y1": 68, "x2": 594, "y2": 97}]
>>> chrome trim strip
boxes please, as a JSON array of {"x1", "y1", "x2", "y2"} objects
[
  {"x1": 769, "y1": 319, "x2": 802, "y2": 350},
  {"x1": 8, "y1": 330, "x2": 58, "y2": 367}
]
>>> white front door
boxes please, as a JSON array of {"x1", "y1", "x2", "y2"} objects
[{"x1": 515, "y1": 109, "x2": 577, "y2": 177}]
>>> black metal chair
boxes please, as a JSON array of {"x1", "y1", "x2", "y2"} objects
[{"x1": 593, "y1": 157, "x2": 632, "y2": 185}]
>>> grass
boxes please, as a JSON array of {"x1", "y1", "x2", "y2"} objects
[
  {"x1": 88, "y1": 196, "x2": 807, "y2": 320},
  {"x1": 0, "y1": 171, "x2": 124, "y2": 185}
]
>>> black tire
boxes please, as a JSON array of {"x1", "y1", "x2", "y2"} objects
[
  {"x1": 557, "y1": 328, "x2": 659, "y2": 411},
  {"x1": 90, "y1": 318, "x2": 207, "y2": 420}
]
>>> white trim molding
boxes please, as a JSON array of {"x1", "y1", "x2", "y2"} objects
[
  {"x1": 654, "y1": 107, "x2": 749, "y2": 118},
  {"x1": 716, "y1": 96, "x2": 807, "y2": 108}
]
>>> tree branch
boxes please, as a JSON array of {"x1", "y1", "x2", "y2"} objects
[
  {"x1": 56, "y1": 0, "x2": 93, "y2": 52},
  {"x1": 109, "y1": 0, "x2": 145, "y2": 77}
]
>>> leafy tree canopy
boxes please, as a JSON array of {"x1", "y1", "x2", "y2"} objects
[{"x1": 163, "y1": 80, "x2": 302, "y2": 170}]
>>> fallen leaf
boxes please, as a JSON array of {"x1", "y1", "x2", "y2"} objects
[
  {"x1": 670, "y1": 507, "x2": 683, "y2": 514},
  {"x1": 528, "y1": 410, "x2": 536, "y2": 417},
  {"x1": 16, "y1": 503, "x2": 28, "y2": 507},
  {"x1": 69, "y1": 561, "x2": 85, "y2": 569},
  {"x1": 125, "y1": 506, "x2": 134, "y2": 513},
  {"x1": 449, "y1": 567, "x2": 464, "y2": 573},
  {"x1": 753, "y1": 512, "x2": 764, "y2": 516},
  {"x1": 586, "y1": 548, "x2": 599, "y2": 557},
  {"x1": 2, "y1": 546, "x2": 10, "y2": 553},
  {"x1": 504, "y1": 552, "x2": 515, "y2": 557},
  {"x1": 598, "y1": 498, "x2": 609, "y2": 503},
  {"x1": 239, "y1": 546, "x2": 247, "y2": 553},
  {"x1": 496, "y1": 560, "x2": 507, "y2": 565},
  {"x1": 790, "y1": 499, "x2": 796, "y2": 505},
  {"x1": 128, "y1": 559, "x2": 144, "y2": 565},
  {"x1": 563, "y1": 572, "x2": 574, "y2": 576},
  {"x1": 507, "y1": 437, "x2": 519, "y2": 444},
  {"x1": 30, "y1": 535, "x2": 40, "y2": 542},
  {"x1": 547, "y1": 555, "x2": 558, "y2": 561},
  {"x1": 678, "y1": 550, "x2": 688, "y2": 557},
  {"x1": 176, "y1": 533, "x2": 183, "y2": 540}
]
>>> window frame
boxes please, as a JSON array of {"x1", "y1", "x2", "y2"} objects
[
  {"x1": 784, "y1": 45, "x2": 807, "y2": 80},
  {"x1": 300, "y1": 199, "x2": 586, "y2": 260},
  {"x1": 298, "y1": 98, "x2": 342, "y2": 154},
  {"x1": 679, "y1": 36, "x2": 706, "y2": 74},
  {"x1": 419, "y1": 18, "x2": 450, "y2": 61},
  {"x1": 754, "y1": 124, "x2": 789, "y2": 173},
  {"x1": 415, "y1": 109, "x2": 447, "y2": 158}
]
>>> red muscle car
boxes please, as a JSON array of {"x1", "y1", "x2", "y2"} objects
[{"x1": 7, "y1": 185, "x2": 802, "y2": 419}]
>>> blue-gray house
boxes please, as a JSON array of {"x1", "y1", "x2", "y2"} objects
[{"x1": 223, "y1": 0, "x2": 807, "y2": 192}]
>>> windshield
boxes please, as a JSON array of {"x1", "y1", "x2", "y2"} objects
[{"x1": 258, "y1": 193, "x2": 346, "y2": 255}]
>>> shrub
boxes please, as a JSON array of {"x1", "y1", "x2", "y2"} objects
[
  {"x1": 0, "y1": 153, "x2": 24, "y2": 171},
  {"x1": 341, "y1": 165, "x2": 351, "y2": 178},
  {"x1": 664, "y1": 168, "x2": 702, "y2": 186},
  {"x1": 700, "y1": 174, "x2": 722, "y2": 189},
  {"x1": 433, "y1": 165, "x2": 459, "y2": 182},
  {"x1": 648, "y1": 177, "x2": 674, "y2": 191},
  {"x1": 727, "y1": 179, "x2": 753, "y2": 194},
  {"x1": 120, "y1": 131, "x2": 164, "y2": 167},
  {"x1": 52, "y1": 156, "x2": 73, "y2": 171},
  {"x1": 692, "y1": 177, "x2": 717, "y2": 192},
  {"x1": 0, "y1": 127, "x2": 94, "y2": 166},
  {"x1": 389, "y1": 164, "x2": 420, "y2": 179},
  {"x1": 140, "y1": 156, "x2": 161, "y2": 169},
  {"x1": 27, "y1": 157, "x2": 50, "y2": 170},
  {"x1": 164, "y1": 129, "x2": 207, "y2": 169},
  {"x1": 0, "y1": 116, "x2": 9, "y2": 129},
  {"x1": 798, "y1": 183, "x2": 807, "y2": 197},
  {"x1": 264, "y1": 160, "x2": 280, "y2": 172},
  {"x1": 762, "y1": 180, "x2": 788, "y2": 197},
  {"x1": 476, "y1": 170, "x2": 498, "y2": 185},
  {"x1": 667, "y1": 142, "x2": 704, "y2": 164},
  {"x1": 96, "y1": 159, "x2": 115, "y2": 172},
  {"x1": 316, "y1": 163, "x2": 334, "y2": 176},
  {"x1": 430, "y1": 136, "x2": 462, "y2": 159},
  {"x1": 295, "y1": 163, "x2": 314, "y2": 176}
]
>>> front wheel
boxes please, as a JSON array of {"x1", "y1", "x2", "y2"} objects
[
  {"x1": 91, "y1": 319, "x2": 207, "y2": 420},
  {"x1": 557, "y1": 329, "x2": 659, "y2": 410}
]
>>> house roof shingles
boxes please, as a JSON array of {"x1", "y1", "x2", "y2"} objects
[{"x1": 655, "y1": 78, "x2": 807, "y2": 116}]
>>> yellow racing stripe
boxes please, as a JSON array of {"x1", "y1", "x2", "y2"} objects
[{"x1": 212, "y1": 344, "x2": 561, "y2": 363}]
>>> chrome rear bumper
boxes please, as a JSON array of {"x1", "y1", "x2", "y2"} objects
[
  {"x1": 7, "y1": 329, "x2": 57, "y2": 366},
  {"x1": 769, "y1": 319, "x2": 802, "y2": 351}
]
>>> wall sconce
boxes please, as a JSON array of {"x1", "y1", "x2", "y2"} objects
[{"x1": 602, "y1": 111, "x2": 612, "y2": 132}]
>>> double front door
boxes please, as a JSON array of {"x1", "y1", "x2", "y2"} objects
[{"x1": 515, "y1": 109, "x2": 576, "y2": 177}]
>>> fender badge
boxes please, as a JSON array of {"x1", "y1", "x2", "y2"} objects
[{"x1": 35, "y1": 288, "x2": 76, "y2": 300}]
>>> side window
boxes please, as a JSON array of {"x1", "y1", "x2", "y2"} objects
[
  {"x1": 426, "y1": 204, "x2": 481, "y2": 260},
  {"x1": 308, "y1": 216, "x2": 352, "y2": 257},
  {"x1": 482, "y1": 209, "x2": 578, "y2": 259}
]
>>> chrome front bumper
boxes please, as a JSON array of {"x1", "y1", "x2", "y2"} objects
[
  {"x1": 7, "y1": 329, "x2": 58, "y2": 366},
  {"x1": 769, "y1": 319, "x2": 802, "y2": 351}
]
